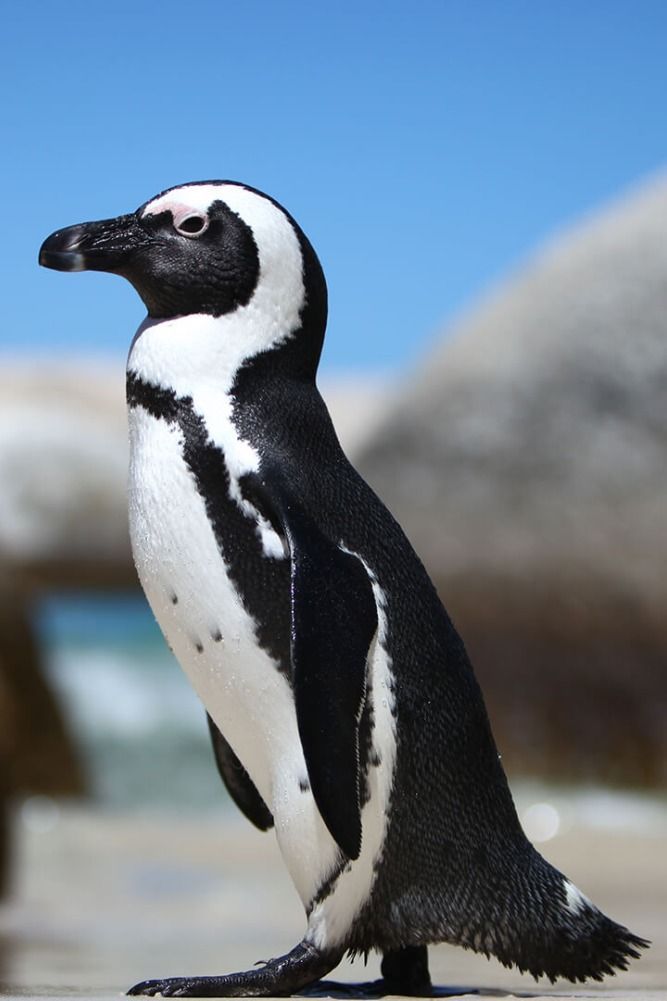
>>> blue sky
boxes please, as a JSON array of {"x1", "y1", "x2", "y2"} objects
[{"x1": 3, "y1": 1, "x2": 667, "y2": 372}]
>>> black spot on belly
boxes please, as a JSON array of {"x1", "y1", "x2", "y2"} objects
[
  {"x1": 127, "y1": 372, "x2": 291, "y2": 675},
  {"x1": 299, "y1": 777, "x2": 310, "y2": 793},
  {"x1": 170, "y1": 593, "x2": 178, "y2": 605},
  {"x1": 211, "y1": 628, "x2": 223, "y2": 642},
  {"x1": 195, "y1": 641, "x2": 204, "y2": 654}
]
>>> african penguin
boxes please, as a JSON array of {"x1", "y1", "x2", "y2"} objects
[{"x1": 39, "y1": 181, "x2": 647, "y2": 997}]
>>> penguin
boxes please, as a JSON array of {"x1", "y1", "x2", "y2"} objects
[{"x1": 39, "y1": 181, "x2": 647, "y2": 998}]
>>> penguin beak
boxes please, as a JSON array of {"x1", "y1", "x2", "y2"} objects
[{"x1": 39, "y1": 213, "x2": 145, "y2": 274}]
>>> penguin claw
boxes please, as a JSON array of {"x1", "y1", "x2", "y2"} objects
[
  {"x1": 127, "y1": 980, "x2": 231, "y2": 996},
  {"x1": 127, "y1": 977, "x2": 208, "y2": 997},
  {"x1": 126, "y1": 979, "x2": 161, "y2": 996},
  {"x1": 127, "y1": 978, "x2": 173, "y2": 996}
]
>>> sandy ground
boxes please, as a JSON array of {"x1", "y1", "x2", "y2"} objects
[{"x1": 0, "y1": 803, "x2": 664, "y2": 1001}]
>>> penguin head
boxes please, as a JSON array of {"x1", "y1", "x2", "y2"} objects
[{"x1": 39, "y1": 182, "x2": 327, "y2": 380}]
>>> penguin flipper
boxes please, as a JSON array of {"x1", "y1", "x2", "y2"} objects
[
  {"x1": 289, "y1": 517, "x2": 377, "y2": 862},
  {"x1": 206, "y1": 713, "x2": 274, "y2": 831},
  {"x1": 241, "y1": 471, "x2": 378, "y2": 861}
]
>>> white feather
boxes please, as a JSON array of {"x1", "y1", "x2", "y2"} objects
[{"x1": 564, "y1": 879, "x2": 590, "y2": 914}]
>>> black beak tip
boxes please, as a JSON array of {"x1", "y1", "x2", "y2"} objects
[
  {"x1": 39, "y1": 226, "x2": 88, "y2": 272},
  {"x1": 39, "y1": 247, "x2": 86, "y2": 272}
]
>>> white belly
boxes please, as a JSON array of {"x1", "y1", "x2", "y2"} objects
[
  {"x1": 128, "y1": 407, "x2": 340, "y2": 900},
  {"x1": 127, "y1": 404, "x2": 398, "y2": 947}
]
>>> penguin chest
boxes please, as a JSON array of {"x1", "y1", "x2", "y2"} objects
[{"x1": 126, "y1": 404, "x2": 294, "y2": 804}]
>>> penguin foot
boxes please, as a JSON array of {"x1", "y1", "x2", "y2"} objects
[
  {"x1": 127, "y1": 940, "x2": 344, "y2": 997},
  {"x1": 300, "y1": 945, "x2": 433, "y2": 998},
  {"x1": 380, "y1": 945, "x2": 432, "y2": 996}
]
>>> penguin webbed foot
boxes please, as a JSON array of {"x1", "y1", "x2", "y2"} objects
[
  {"x1": 300, "y1": 945, "x2": 433, "y2": 999},
  {"x1": 127, "y1": 941, "x2": 343, "y2": 997},
  {"x1": 380, "y1": 945, "x2": 432, "y2": 996}
]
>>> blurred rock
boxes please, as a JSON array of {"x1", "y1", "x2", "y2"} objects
[
  {"x1": 0, "y1": 581, "x2": 84, "y2": 798},
  {"x1": 357, "y1": 173, "x2": 667, "y2": 787},
  {"x1": 319, "y1": 375, "x2": 393, "y2": 455},
  {"x1": 0, "y1": 577, "x2": 86, "y2": 894},
  {"x1": 0, "y1": 361, "x2": 133, "y2": 592}
]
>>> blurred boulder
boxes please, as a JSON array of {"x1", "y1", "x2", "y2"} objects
[
  {"x1": 0, "y1": 362, "x2": 133, "y2": 592},
  {"x1": 0, "y1": 574, "x2": 88, "y2": 894},
  {"x1": 0, "y1": 580, "x2": 85, "y2": 797},
  {"x1": 357, "y1": 174, "x2": 667, "y2": 787},
  {"x1": 320, "y1": 376, "x2": 393, "y2": 455},
  {"x1": 0, "y1": 361, "x2": 133, "y2": 891}
]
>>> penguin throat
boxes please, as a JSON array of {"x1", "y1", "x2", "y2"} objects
[{"x1": 127, "y1": 281, "x2": 327, "y2": 395}]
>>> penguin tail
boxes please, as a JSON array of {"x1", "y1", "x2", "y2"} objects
[
  {"x1": 345, "y1": 839, "x2": 647, "y2": 982},
  {"x1": 499, "y1": 889, "x2": 648, "y2": 983},
  {"x1": 473, "y1": 848, "x2": 650, "y2": 983}
]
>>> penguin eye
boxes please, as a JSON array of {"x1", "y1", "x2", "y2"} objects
[{"x1": 173, "y1": 214, "x2": 209, "y2": 238}]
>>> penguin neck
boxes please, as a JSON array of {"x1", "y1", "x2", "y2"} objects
[
  {"x1": 126, "y1": 307, "x2": 325, "y2": 401},
  {"x1": 126, "y1": 310, "x2": 331, "y2": 476}
]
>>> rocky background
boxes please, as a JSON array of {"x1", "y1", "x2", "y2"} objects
[{"x1": 1, "y1": 175, "x2": 666, "y2": 888}]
